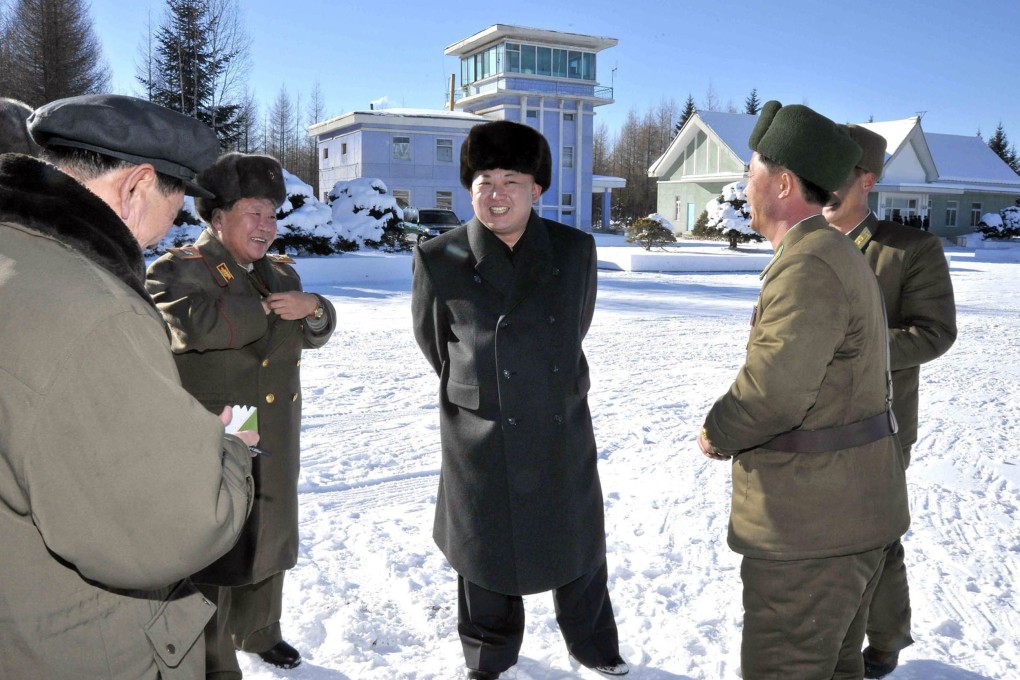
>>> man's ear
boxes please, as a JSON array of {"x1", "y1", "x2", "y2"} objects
[
  {"x1": 531, "y1": 182, "x2": 542, "y2": 203},
  {"x1": 861, "y1": 172, "x2": 877, "y2": 193},
  {"x1": 116, "y1": 163, "x2": 158, "y2": 222},
  {"x1": 776, "y1": 169, "x2": 794, "y2": 199}
]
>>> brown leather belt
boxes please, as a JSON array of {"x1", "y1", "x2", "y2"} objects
[{"x1": 760, "y1": 411, "x2": 896, "y2": 453}]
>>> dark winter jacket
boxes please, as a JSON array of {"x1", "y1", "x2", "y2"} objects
[
  {"x1": 146, "y1": 228, "x2": 335, "y2": 586},
  {"x1": 412, "y1": 212, "x2": 606, "y2": 595},
  {"x1": 0, "y1": 153, "x2": 253, "y2": 679}
]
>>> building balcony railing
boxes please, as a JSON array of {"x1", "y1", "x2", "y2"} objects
[{"x1": 456, "y1": 77, "x2": 614, "y2": 103}]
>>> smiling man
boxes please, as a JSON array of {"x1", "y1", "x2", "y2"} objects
[
  {"x1": 411, "y1": 120, "x2": 627, "y2": 680},
  {"x1": 146, "y1": 153, "x2": 336, "y2": 680}
]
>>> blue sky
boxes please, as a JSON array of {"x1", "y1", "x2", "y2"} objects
[{"x1": 93, "y1": 0, "x2": 1020, "y2": 145}]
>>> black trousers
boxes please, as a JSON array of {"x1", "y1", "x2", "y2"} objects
[{"x1": 458, "y1": 559, "x2": 621, "y2": 674}]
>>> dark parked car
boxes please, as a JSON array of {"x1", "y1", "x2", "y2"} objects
[{"x1": 402, "y1": 208, "x2": 462, "y2": 244}]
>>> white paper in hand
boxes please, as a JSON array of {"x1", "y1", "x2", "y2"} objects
[{"x1": 224, "y1": 405, "x2": 258, "y2": 434}]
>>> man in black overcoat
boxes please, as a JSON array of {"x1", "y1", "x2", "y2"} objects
[{"x1": 411, "y1": 120, "x2": 627, "y2": 680}]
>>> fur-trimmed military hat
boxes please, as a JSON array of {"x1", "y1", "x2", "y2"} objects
[
  {"x1": 748, "y1": 101, "x2": 862, "y2": 192},
  {"x1": 460, "y1": 120, "x2": 552, "y2": 193},
  {"x1": 194, "y1": 152, "x2": 286, "y2": 222},
  {"x1": 841, "y1": 124, "x2": 887, "y2": 179},
  {"x1": 27, "y1": 94, "x2": 219, "y2": 197}
]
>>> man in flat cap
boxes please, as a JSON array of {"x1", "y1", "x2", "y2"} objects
[
  {"x1": 696, "y1": 101, "x2": 910, "y2": 679},
  {"x1": 146, "y1": 152, "x2": 335, "y2": 679},
  {"x1": 824, "y1": 124, "x2": 957, "y2": 678},
  {"x1": 411, "y1": 120, "x2": 627, "y2": 679},
  {"x1": 0, "y1": 95, "x2": 255, "y2": 679}
]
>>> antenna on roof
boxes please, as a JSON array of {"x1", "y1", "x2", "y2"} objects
[{"x1": 915, "y1": 110, "x2": 926, "y2": 119}]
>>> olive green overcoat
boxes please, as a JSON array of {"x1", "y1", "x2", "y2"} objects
[
  {"x1": 849, "y1": 212, "x2": 957, "y2": 458},
  {"x1": 0, "y1": 155, "x2": 253, "y2": 680},
  {"x1": 704, "y1": 215, "x2": 910, "y2": 560},
  {"x1": 146, "y1": 229, "x2": 335, "y2": 586}
]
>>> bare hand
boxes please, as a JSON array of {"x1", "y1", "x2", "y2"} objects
[
  {"x1": 698, "y1": 428, "x2": 731, "y2": 461},
  {"x1": 218, "y1": 405, "x2": 260, "y2": 448},
  {"x1": 263, "y1": 291, "x2": 319, "y2": 320}
]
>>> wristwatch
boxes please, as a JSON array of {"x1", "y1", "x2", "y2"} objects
[{"x1": 312, "y1": 300, "x2": 325, "y2": 320}]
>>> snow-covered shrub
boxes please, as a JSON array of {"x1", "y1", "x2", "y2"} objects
[
  {"x1": 328, "y1": 178, "x2": 407, "y2": 252},
  {"x1": 703, "y1": 182, "x2": 762, "y2": 249},
  {"x1": 626, "y1": 213, "x2": 677, "y2": 250},
  {"x1": 979, "y1": 206, "x2": 1020, "y2": 239},
  {"x1": 274, "y1": 170, "x2": 334, "y2": 255}
]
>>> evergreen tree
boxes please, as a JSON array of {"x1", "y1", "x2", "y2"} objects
[
  {"x1": 139, "y1": 0, "x2": 248, "y2": 148},
  {"x1": 988, "y1": 122, "x2": 1020, "y2": 174},
  {"x1": 674, "y1": 94, "x2": 696, "y2": 136},
  {"x1": 0, "y1": 0, "x2": 110, "y2": 107},
  {"x1": 744, "y1": 87, "x2": 761, "y2": 115}
]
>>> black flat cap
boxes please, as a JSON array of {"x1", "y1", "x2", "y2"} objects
[
  {"x1": 194, "y1": 152, "x2": 286, "y2": 222},
  {"x1": 28, "y1": 94, "x2": 220, "y2": 198},
  {"x1": 460, "y1": 120, "x2": 552, "y2": 193}
]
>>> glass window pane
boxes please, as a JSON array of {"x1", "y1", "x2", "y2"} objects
[
  {"x1": 436, "y1": 138, "x2": 453, "y2": 163},
  {"x1": 393, "y1": 136, "x2": 410, "y2": 161},
  {"x1": 582, "y1": 53, "x2": 594, "y2": 80},
  {"x1": 568, "y1": 51, "x2": 581, "y2": 79},
  {"x1": 521, "y1": 45, "x2": 536, "y2": 74},
  {"x1": 486, "y1": 47, "x2": 496, "y2": 78},
  {"x1": 553, "y1": 49, "x2": 567, "y2": 77},
  {"x1": 537, "y1": 47, "x2": 551, "y2": 76}
]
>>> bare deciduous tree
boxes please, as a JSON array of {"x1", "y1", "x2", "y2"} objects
[{"x1": 1, "y1": 0, "x2": 110, "y2": 107}]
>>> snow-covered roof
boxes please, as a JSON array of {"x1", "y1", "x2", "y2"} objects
[
  {"x1": 655, "y1": 110, "x2": 1020, "y2": 191},
  {"x1": 697, "y1": 111, "x2": 758, "y2": 165},
  {"x1": 926, "y1": 132, "x2": 1020, "y2": 186},
  {"x1": 309, "y1": 108, "x2": 485, "y2": 136},
  {"x1": 648, "y1": 111, "x2": 756, "y2": 178},
  {"x1": 859, "y1": 118, "x2": 918, "y2": 158}
]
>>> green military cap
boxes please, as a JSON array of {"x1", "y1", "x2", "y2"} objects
[
  {"x1": 194, "y1": 152, "x2": 286, "y2": 222},
  {"x1": 27, "y1": 94, "x2": 219, "y2": 198},
  {"x1": 841, "y1": 124, "x2": 887, "y2": 179},
  {"x1": 748, "y1": 100, "x2": 862, "y2": 192}
]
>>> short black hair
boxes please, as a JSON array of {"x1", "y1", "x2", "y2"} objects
[
  {"x1": 758, "y1": 154, "x2": 832, "y2": 207},
  {"x1": 41, "y1": 145, "x2": 185, "y2": 197}
]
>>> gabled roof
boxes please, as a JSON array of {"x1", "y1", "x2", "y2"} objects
[
  {"x1": 652, "y1": 110, "x2": 1020, "y2": 191},
  {"x1": 926, "y1": 132, "x2": 1020, "y2": 186},
  {"x1": 648, "y1": 111, "x2": 756, "y2": 178}
]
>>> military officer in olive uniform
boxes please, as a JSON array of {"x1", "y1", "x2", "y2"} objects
[
  {"x1": 697, "y1": 102, "x2": 910, "y2": 680},
  {"x1": 146, "y1": 153, "x2": 335, "y2": 679},
  {"x1": 824, "y1": 124, "x2": 957, "y2": 679},
  {"x1": 412, "y1": 120, "x2": 628, "y2": 680}
]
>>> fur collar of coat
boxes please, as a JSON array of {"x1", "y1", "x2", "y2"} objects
[{"x1": 0, "y1": 153, "x2": 152, "y2": 306}]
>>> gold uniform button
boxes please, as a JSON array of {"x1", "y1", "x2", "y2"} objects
[
  {"x1": 296, "y1": 359, "x2": 301, "y2": 367},
  {"x1": 292, "y1": 393, "x2": 299, "y2": 402},
  {"x1": 261, "y1": 359, "x2": 270, "y2": 367},
  {"x1": 265, "y1": 394, "x2": 275, "y2": 404}
]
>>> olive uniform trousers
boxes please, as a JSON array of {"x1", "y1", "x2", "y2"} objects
[
  {"x1": 199, "y1": 572, "x2": 286, "y2": 679},
  {"x1": 740, "y1": 546, "x2": 888, "y2": 680}
]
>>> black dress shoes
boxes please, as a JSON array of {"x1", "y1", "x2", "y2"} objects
[
  {"x1": 466, "y1": 671, "x2": 500, "y2": 679},
  {"x1": 863, "y1": 646, "x2": 899, "y2": 679},
  {"x1": 257, "y1": 640, "x2": 302, "y2": 669}
]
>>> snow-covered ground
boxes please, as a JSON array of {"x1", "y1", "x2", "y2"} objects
[{"x1": 236, "y1": 238, "x2": 1020, "y2": 680}]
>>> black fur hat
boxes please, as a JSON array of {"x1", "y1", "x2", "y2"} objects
[
  {"x1": 195, "y1": 152, "x2": 286, "y2": 222},
  {"x1": 460, "y1": 120, "x2": 551, "y2": 193}
]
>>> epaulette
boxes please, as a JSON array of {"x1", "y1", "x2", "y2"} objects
[
  {"x1": 266, "y1": 253, "x2": 296, "y2": 265},
  {"x1": 168, "y1": 244, "x2": 203, "y2": 260}
]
